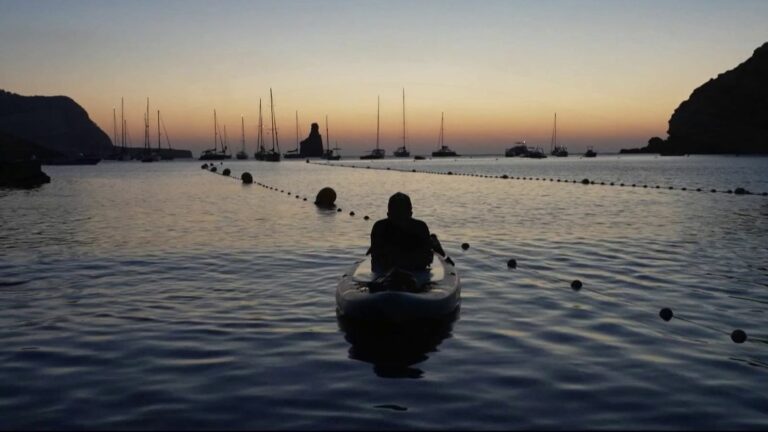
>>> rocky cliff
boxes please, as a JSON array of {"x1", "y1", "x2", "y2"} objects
[
  {"x1": 622, "y1": 42, "x2": 768, "y2": 154},
  {"x1": 0, "y1": 89, "x2": 112, "y2": 157}
]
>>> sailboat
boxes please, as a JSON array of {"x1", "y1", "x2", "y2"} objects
[
  {"x1": 323, "y1": 115, "x2": 341, "y2": 160},
  {"x1": 550, "y1": 113, "x2": 568, "y2": 157},
  {"x1": 262, "y1": 88, "x2": 281, "y2": 162},
  {"x1": 393, "y1": 89, "x2": 410, "y2": 157},
  {"x1": 284, "y1": 111, "x2": 303, "y2": 159},
  {"x1": 360, "y1": 96, "x2": 386, "y2": 159},
  {"x1": 199, "y1": 109, "x2": 231, "y2": 160},
  {"x1": 236, "y1": 115, "x2": 248, "y2": 159},
  {"x1": 141, "y1": 98, "x2": 160, "y2": 162},
  {"x1": 432, "y1": 112, "x2": 458, "y2": 157}
]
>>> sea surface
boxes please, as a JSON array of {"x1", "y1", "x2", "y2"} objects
[{"x1": 1, "y1": 154, "x2": 767, "y2": 430}]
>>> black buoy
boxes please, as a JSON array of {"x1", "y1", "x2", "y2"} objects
[
  {"x1": 364, "y1": 215, "x2": 370, "y2": 220},
  {"x1": 222, "y1": 168, "x2": 231, "y2": 176},
  {"x1": 711, "y1": 189, "x2": 717, "y2": 193},
  {"x1": 681, "y1": 187, "x2": 687, "y2": 191},
  {"x1": 461, "y1": 243, "x2": 470, "y2": 250},
  {"x1": 201, "y1": 163, "x2": 209, "y2": 169},
  {"x1": 337, "y1": 208, "x2": 342, "y2": 212},
  {"x1": 731, "y1": 329, "x2": 747, "y2": 344},
  {"x1": 734, "y1": 187, "x2": 748, "y2": 195},
  {"x1": 241, "y1": 172, "x2": 253, "y2": 184},
  {"x1": 610, "y1": 182, "x2": 614, "y2": 186},
  {"x1": 659, "y1": 308, "x2": 674, "y2": 322},
  {"x1": 668, "y1": 186, "x2": 674, "y2": 190},
  {"x1": 581, "y1": 178, "x2": 590, "y2": 185},
  {"x1": 502, "y1": 174, "x2": 509, "y2": 179},
  {"x1": 571, "y1": 280, "x2": 583, "y2": 291},
  {"x1": 349, "y1": 211, "x2": 355, "y2": 216},
  {"x1": 303, "y1": 198, "x2": 307, "y2": 201},
  {"x1": 210, "y1": 166, "x2": 217, "y2": 173},
  {"x1": 315, "y1": 187, "x2": 337, "y2": 208},
  {"x1": 763, "y1": 192, "x2": 767, "y2": 196},
  {"x1": 696, "y1": 188, "x2": 701, "y2": 192},
  {"x1": 507, "y1": 258, "x2": 517, "y2": 269},
  {"x1": 726, "y1": 189, "x2": 733, "y2": 194}
]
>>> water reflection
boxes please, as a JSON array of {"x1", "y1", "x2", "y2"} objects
[{"x1": 337, "y1": 309, "x2": 459, "y2": 379}]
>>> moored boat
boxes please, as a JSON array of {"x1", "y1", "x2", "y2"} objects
[
  {"x1": 431, "y1": 112, "x2": 458, "y2": 157},
  {"x1": 336, "y1": 252, "x2": 460, "y2": 321}
]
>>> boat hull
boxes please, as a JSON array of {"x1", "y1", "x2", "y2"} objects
[{"x1": 336, "y1": 253, "x2": 460, "y2": 322}]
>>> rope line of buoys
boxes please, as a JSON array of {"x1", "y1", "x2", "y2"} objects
[
  {"x1": 205, "y1": 165, "x2": 763, "y2": 346},
  {"x1": 203, "y1": 165, "x2": 376, "y2": 224},
  {"x1": 305, "y1": 161, "x2": 768, "y2": 198}
]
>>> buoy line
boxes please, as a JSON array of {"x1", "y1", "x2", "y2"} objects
[
  {"x1": 204, "y1": 164, "x2": 764, "y2": 346},
  {"x1": 202, "y1": 165, "x2": 376, "y2": 223},
  {"x1": 304, "y1": 161, "x2": 768, "y2": 198}
]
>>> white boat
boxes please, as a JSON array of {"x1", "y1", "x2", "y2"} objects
[{"x1": 336, "y1": 252, "x2": 460, "y2": 321}]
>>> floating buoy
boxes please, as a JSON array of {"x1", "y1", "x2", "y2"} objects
[
  {"x1": 349, "y1": 211, "x2": 355, "y2": 216},
  {"x1": 734, "y1": 187, "x2": 748, "y2": 195},
  {"x1": 581, "y1": 178, "x2": 590, "y2": 185},
  {"x1": 731, "y1": 329, "x2": 747, "y2": 344},
  {"x1": 659, "y1": 308, "x2": 673, "y2": 321},
  {"x1": 222, "y1": 168, "x2": 231, "y2": 176},
  {"x1": 711, "y1": 189, "x2": 717, "y2": 193},
  {"x1": 668, "y1": 186, "x2": 674, "y2": 190},
  {"x1": 210, "y1": 167, "x2": 217, "y2": 173},
  {"x1": 337, "y1": 208, "x2": 342, "y2": 212},
  {"x1": 610, "y1": 182, "x2": 614, "y2": 186},
  {"x1": 303, "y1": 198, "x2": 307, "y2": 201},
  {"x1": 631, "y1": 184, "x2": 636, "y2": 187},
  {"x1": 461, "y1": 243, "x2": 470, "y2": 250},
  {"x1": 507, "y1": 258, "x2": 517, "y2": 269},
  {"x1": 448, "y1": 171, "x2": 453, "y2": 175},
  {"x1": 241, "y1": 172, "x2": 253, "y2": 184},
  {"x1": 364, "y1": 215, "x2": 370, "y2": 220},
  {"x1": 571, "y1": 280, "x2": 583, "y2": 291},
  {"x1": 696, "y1": 188, "x2": 701, "y2": 192},
  {"x1": 502, "y1": 174, "x2": 509, "y2": 179},
  {"x1": 655, "y1": 185, "x2": 660, "y2": 189},
  {"x1": 201, "y1": 163, "x2": 209, "y2": 169},
  {"x1": 620, "y1": 183, "x2": 625, "y2": 187},
  {"x1": 315, "y1": 187, "x2": 337, "y2": 208},
  {"x1": 726, "y1": 189, "x2": 733, "y2": 194}
]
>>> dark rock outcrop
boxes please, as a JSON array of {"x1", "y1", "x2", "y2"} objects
[
  {"x1": 300, "y1": 123, "x2": 324, "y2": 157},
  {"x1": 0, "y1": 132, "x2": 52, "y2": 187},
  {"x1": 0, "y1": 90, "x2": 112, "y2": 158},
  {"x1": 622, "y1": 42, "x2": 768, "y2": 154}
]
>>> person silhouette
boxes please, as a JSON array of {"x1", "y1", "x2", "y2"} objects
[{"x1": 369, "y1": 192, "x2": 434, "y2": 273}]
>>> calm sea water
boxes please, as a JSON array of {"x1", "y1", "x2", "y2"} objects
[{"x1": 1, "y1": 155, "x2": 767, "y2": 430}]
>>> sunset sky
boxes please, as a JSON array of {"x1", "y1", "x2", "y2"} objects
[{"x1": 1, "y1": 0, "x2": 767, "y2": 154}]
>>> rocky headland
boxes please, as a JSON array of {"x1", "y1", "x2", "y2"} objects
[
  {"x1": 300, "y1": 123, "x2": 324, "y2": 157},
  {"x1": 622, "y1": 42, "x2": 768, "y2": 155}
]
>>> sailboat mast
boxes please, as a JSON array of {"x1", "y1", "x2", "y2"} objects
[
  {"x1": 325, "y1": 115, "x2": 330, "y2": 153},
  {"x1": 157, "y1": 110, "x2": 161, "y2": 151},
  {"x1": 121, "y1": 97, "x2": 125, "y2": 151},
  {"x1": 144, "y1": 98, "x2": 150, "y2": 152},
  {"x1": 295, "y1": 111, "x2": 299, "y2": 152},
  {"x1": 112, "y1": 107, "x2": 117, "y2": 149},
  {"x1": 258, "y1": 99, "x2": 263, "y2": 151},
  {"x1": 402, "y1": 88, "x2": 406, "y2": 151},
  {"x1": 214, "y1": 109, "x2": 218, "y2": 152},
  {"x1": 376, "y1": 96, "x2": 380, "y2": 150},
  {"x1": 439, "y1": 112, "x2": 445, "y2": 149},
  {"x1": 554, "y1": 113, "x2": 557, "y2": 150},
  {"x1": 269, "y1": 88, "x2": 278, "y2": 152},
  {"x1": 241, "y1": 115, "x2": 245, "y2": 153}
]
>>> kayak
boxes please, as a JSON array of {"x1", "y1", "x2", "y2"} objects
[{"x1": 336, "y1": 252, "x2": 460, "y2": 321}]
